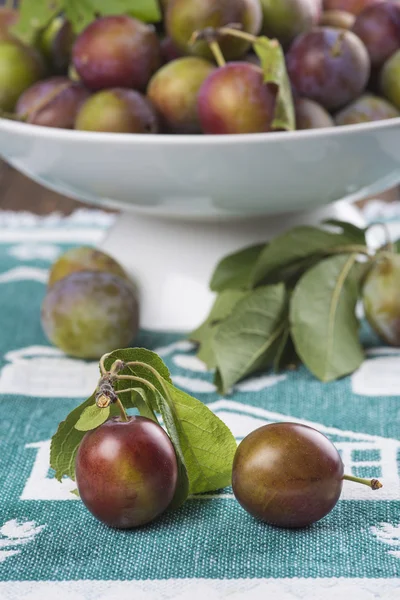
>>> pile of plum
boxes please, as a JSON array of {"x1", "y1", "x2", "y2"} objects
[{"x1": 2, "y1": 0, "x2": 400, "y2": 134}]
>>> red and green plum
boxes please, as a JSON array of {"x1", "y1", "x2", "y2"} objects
[
  {"x1": 295, "y1": 97, "x2": 334, "y2": 128},
  {"x1": 147, "y1": 57, "x2": 216, "y2": 133},
  {"x1": 335, "y1": 93, "x2": 399, "y2": 124},
  {"x1": 286, "y1": 27, "x2": 370, "y2": 110},
  {"x1": 362, "y1": 254, "x2": 400, "y2": 346},
  {"x1": 38, "y1": 16, "x2": 75, "y2": 74},
  {"x1": 75, "y1": 89, "x2": 158, "y2": 133},
  {"x1": 16, "y1": 77, "x2": 90, "y2": 128},
  {"x1": 75, "y1": 416, "x2": 178, "y2": 528},
  {"x1": 72, "y1": 16, "x2": 161, "y2": 92},
  {"x1": 352, "y1": 1, "x2": 400, "y2": 69},
  {"x1": 48, "y1": 246, "x2": 128, "y2": 287},
  {"x1": 198, "y1": 62, "x2": 277, "y2": 134},
  {"x1": 232, "y1": 423, "x2": 344, "y2": 527},
  {"x1": 41, "y1": 271, "x2": 139, "y2": 359}
]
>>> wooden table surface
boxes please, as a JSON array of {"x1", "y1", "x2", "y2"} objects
[{"x1": 0, "y1": 159, "x2": 398, "y2": 216}]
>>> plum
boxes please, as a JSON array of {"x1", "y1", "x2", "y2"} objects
[
  {"x1": 198, "y1": 62, "x2": 277, "y2": 134},
  {"x1": 323, "y1": 0, "x2": 382, "y2": 15},
  {"x1": 319, "y1": 9, "x2": 356, "y2": 28},
  {"x1": 75, "y1": 88, "x2": 158, "y2": 134},
  {"x1": 381, "y1": 49, "x2": 400, "y2": 109},
  {"x1": 232, "y1": 423, "x2": 344, "y2": 527},
  {"x1": 352, "y1": 2, "x2": 400, "y2": 69},
  {"x1": 362, "y1": 254, "x2": 400, "y2": 346},
  {"x1": 335, "y1": 93, "x2": 399, "y2": 124},
  {"x1": 41, "y1": 271, "x2": 139, "y2": 359},
  {"x1": 16, "y1": 77, "x2": 90, "y2": 128},
  {"x1": 0, "y1": 39, "x2": 44, "y2": 112},
  {"x1": 147, "y1": 57, "x2": 216, "y2": 133},
  {"x1": 160, "y1": 36, "x2": 183, "y2": 64},
  {"x1": 38, "y1": 16, "x2": 75, "y2": 75},
  {"x1": 72, "y1": 15, "x2": 161, "y2": 92},
  {"x1": 295, "y1": 97, "x2": 334, "y2": 128},
  {"x1": 48, "y1": 247, "x2": 128, "y2": 288},
  {"x1": 75, "y1": 416, "x2": 178, "y2": 528},
  {"x1": 259, "y1": 0, "x2": 320, "y2": 47},
  {"x1": 166, "y1": 0, "x2": 260, "y2": 61},
  {"x1": 286, "y1": 27, "x2": 370, "y2": 111}
]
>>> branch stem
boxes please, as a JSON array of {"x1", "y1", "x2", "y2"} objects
[{"x1": 343, "y1": 474, "x2": 383, "y2": 490}]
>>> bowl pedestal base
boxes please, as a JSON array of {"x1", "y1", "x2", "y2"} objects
[{"x1": 101, "y1": 201, "x2": 365, "y2": 333}]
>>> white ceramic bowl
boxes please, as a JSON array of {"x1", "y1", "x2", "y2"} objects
[{"x1": 1, "y1": 116, "x2": 400, "y2": 219}]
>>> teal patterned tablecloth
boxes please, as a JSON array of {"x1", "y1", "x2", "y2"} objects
[{"x1": 0, "y1": 206, "x2": 399, "y2": 600}]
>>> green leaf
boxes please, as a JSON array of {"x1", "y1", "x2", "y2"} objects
[
  {"x1": 190, "y1": 290, "x2": 249, "y2": 369},
  {"x1": 323, "y1": 219, "x2": 366, "y2": 245},
  {"x1": 290, "y1": 254, "x2": 364, "y2": 382},
  {"x1": 251, "y1": 225, "x2": 363, "y2": 287},
  {"x1": 161, "y1": 382, "x2": 237, "y2": 494},
  {"x1": 75, "y1": 404, "x2": 110, "y2": 431},
  {"x1": 128, "y1": 387, "x2": 158, "y2": 423},
  {"x1": 213, "y1": 284, "x2": 287, "y2": 394},
  {"x1": 64, "y1": 0, "x2": 161, "y2": 33},
  {"x1": 12, "y1": 0, "x2": 64, "y2": 44},
  {"x1": 210, "y1": 244, "x2": 265, "y2": 292},
  {"x1": 254, "y1": 37, "x2": 295, "y2": 131}
]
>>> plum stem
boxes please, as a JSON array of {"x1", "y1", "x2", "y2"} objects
[
  {"x1": 209, "y1": 41, "x2": 226, "y2": 68},
  {"x1": 343, "y1": 474, "x2": 383, "y2": 490},
  {"x1": 115, "y1": 397, "x2": 129, "y2": 422},
  {"x1": 218, "y1": 27, "x2": 258, "y2": 45},
  {"x1": 99, "y1": 353, "x2": 111, "y2": 375}
]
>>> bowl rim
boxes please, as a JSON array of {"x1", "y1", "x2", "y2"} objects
[{"x1": 1, "y1": 114, "x2": 400, "y2": 145}]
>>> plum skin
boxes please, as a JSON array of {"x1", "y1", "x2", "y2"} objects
[
  {"x1": 48, "y1": 246, "x2": 128, "y2": 287},
  {"x1": 147, "y1": 57, "x2": 216, "y2": 133},
  {"x1": 323, "y1": 0, "x2": 382, "y2": 15},
  {"x1": 16, "y1": 77, "x2": 90, "y2": 128},
  {"x1": 0, "y1": 40, "x2": 44, "y2": 112},
  {"x1": 41, "y1": 271, "x2": 139, "y2": 359},
  {"x1": 260, "y1": 0, "x2": 320, "y2": 47},
  {"x1": 72, "y1": 15, "x2": 161, "y2": 92},
  {"x1": 75, "y1": 416, "x2": 178, "y2": 528},
  {"x1": 362, "y1": 255, "x2": 400, "y2": 346},
  {"x1": 198, "y1": 62, "x2": 277, "y2": 134},
  {"x1": 381, "y1": 49, "x2": 400, "y2": 110},
  {"x1": 295, "y1": 97, "x2": 334, "y2": 129},
  {"x1": 286, "y1": 27, "x2": 370, "y2": 111},
  {"x1": 352, "y1": 2, "x2": 400, "y2": 69},
  {"x1": 335, "y1": 93, "x2": 399, "y2": 125},
  {"x1": 232, "y1": 422, "x2": 344, "y2": 528}
]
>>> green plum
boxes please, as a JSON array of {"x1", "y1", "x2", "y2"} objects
[
  {"x1": 335, "y1": 93, "x2": 399, "y2": 125},
  {"x1": 48, "y1": 246, "x2": 129, "y2": 288},
  {"x1": 380, "y1": 50, "x2": 400, "y2": 110},
  {"x1": 75, "y1": 89, "x2": 158, "y2": 133},
  {"x1": 260, "y1": 0, "x2": 320, "y2": 47},
  {"x1": 0, "y1": 38, "x2": 44, "y2": 112},
  {"x1": 41, "y1": 271, "x2": 139, "y2": 359},
  {"x1": 362, "y1": 254, "x2": 400, "y2": 346},
  {"x1": 147, "y1": 57, "x2": 216, "y2": 133}
]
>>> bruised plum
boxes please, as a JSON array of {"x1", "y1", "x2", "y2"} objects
[
  {"x1": 323, "y1": 0, "x2": 382, "y2": 15},
  {"x1": 362, "y1": 254, "x2": 400, "y2": 346},
  {"x1": 335, "y1": 93, "x2": 399, "y2": 124},
  {"x1": 232, "y1": 423, "x2": 344, "y2": 528},
  {"x1": 198, "y1": 62, "x2": 277, "y2": 134},
  {"x1": 147, "y1": 57, "x2": 215, "y2": 133},
  {"x1": 16, "y1": 77, "x2": 90, "y2": 128},
  {"x1": 352, "y1": 2, "x2": 400, "y2": 69},
  {"x1": 286, "y1": 27, "x2": 370, "y2": 110},
  {"x1": 48, "y1": 246, "x2": 128, "y2": 288},
  {"x1": 319, "y1": 9, "x2": 356, "y2": 28},
  {"x1": 295, "y1": 97, "x2": 334, "y2": 128},
  {"x1": 381, "y1": 49, "x2": 400, "y2": 109},
  {"x1": 72, "y1": 15, "x2": 161, "y2": 92},
  {"x1": 75, "y1": 88, "x2": 158, "y2": 133},
  {"x1": 166, "y1": 0, "x2": 260, "y2": 61},
  {"x1": 75, "y1": 416, "x2": 178, "y2": 528},
  {"x1": 38, "y1": 16, "x2": 75, "y2": 74},
  {"x1": 41, "y1": 271, "x2": 139, "y2": 359},
  {"x1": 260, "y1": 0, "x2": 320, "y2": 47},
  {"x1": 0, "y1": 39, "x2": 44, "y2": 111}
]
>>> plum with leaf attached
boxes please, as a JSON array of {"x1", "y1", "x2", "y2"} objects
[
  {"x1": 286, "y1": 27, "x2": 370, "y2": 111},
  {"x1": 41, "y1": 271, "x2": 139, "y2": 359},
  {"x1": 72, "y1": 15, "x2": 161, "y2": 92},
  {"x1": 232, "y1": 422, "x2": 382, "y2": 527},
  {"x1": 362, "y1": 254, "x2": 400, "y2": 346},
  {"x1": 0, "y1": 38, "x2": 44, "y2": 112},
  {"x1": 76, "y1": 415, "x2": 178, "y2": 528},
  {"x1": 16, "y1": 77, "x2": 90, "y2": 128}
]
